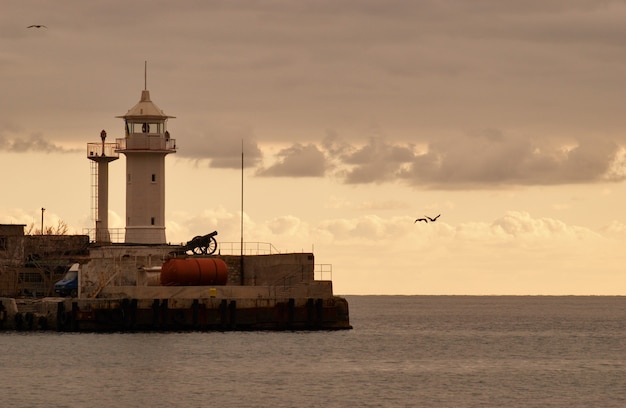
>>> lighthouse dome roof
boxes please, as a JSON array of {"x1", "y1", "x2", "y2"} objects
[{"x1": 117, "y1": 90, "x2": 175, "y2": 120}]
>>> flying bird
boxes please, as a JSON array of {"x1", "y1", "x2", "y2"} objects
[
  {"x1": 27, "y1": 25, "x2": 47, "y2": 28},
  {"x1": 426, "y1": 214, "x2": 441, "y2": 222},
  {"x1": 414, "y1": 218, "x2": 428, "y2": 223}
]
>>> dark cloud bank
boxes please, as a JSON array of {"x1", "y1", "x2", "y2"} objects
[
  {"x1": 0, "y1": 133, "x2": 79, "y2": 154},
  {"x1": 2, "y1": 128, "x2": 624, "y2": 189},
  {"x1": 173, "y1": 129, "x2": 626, "y2": 189},
  {"x1": 4, "y1": 1, "x2": 626, "y2": 190}
]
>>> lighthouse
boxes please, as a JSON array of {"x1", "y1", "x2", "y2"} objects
[{"x1": 115, "y1": 85, "x2": 176, "y2": 244}]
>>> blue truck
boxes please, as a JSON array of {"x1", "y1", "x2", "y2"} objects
[{"x1": 54, "y1": 263, "x2": 79, "y2": 297}]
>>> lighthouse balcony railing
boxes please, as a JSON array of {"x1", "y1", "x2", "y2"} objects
[
  {"x1": 115, "y1": 135, "x2": 177, "y2": 151},
  {"x1": 87, "y1": 143, "x2": 120, "y2": 158}
]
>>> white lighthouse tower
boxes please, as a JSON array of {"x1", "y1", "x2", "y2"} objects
[{"x1": 115, "y1": 82, "x2": 176, "y2": 244}]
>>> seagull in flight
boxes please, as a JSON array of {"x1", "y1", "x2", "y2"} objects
[
  {"x1": 27, "y1": 25, "x2": 47, "y2": 28},
  {"x1": 426, "y1": 214, "x2": 441, "y2": 222},
  {"x1": 414, "y1": 218, "x2": 428, "y2": 223}
]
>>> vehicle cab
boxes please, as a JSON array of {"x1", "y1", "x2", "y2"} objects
[{"x1": 54, "y1": 263, "x2": 80, "y2": 297}]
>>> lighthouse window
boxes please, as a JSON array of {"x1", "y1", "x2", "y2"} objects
[
  {"x1": 131, "y1": 122, "x2": 161, "y2": 134},
  {"x1": 151, "y1": 174, "x2": 156, "y2": 182},
  {"x1": 151, "y1": 217, "x2": 155, "y2": 225}
]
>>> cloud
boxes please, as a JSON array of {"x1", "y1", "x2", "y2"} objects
[
  {"x1": 6, "y1": 120, "x2": 622, "y2": 189},
  {"x1": 599, "y1": 220, "x2": 626, "y2": 237},
  {"x1": 401, "y1": 130, "x2": 624, "y2": 188},
  {"x1": 164, "y1": 205, "x2": 604, "y2": 253},
  {"x1": 490, "y1": 210, "x2": 596, "y2": 240},
  {"x1": 220, "y1": 129, "x2": 626, "y2": 188},
  {"x1": 354, "y1": 200, "x2": 411, "y2": 211},
  {"x1": 253, "y1": 133, "x2": 417, "y2": 182},
  {"x1": 338, "y1": 136, "x2": 416, "y2": 184},
  {"x1": 178, "y1": 126, "x2": 263, "y2": 169},
  {"x1": 256, "y1": 143, "x2": 327, "y2": 177},
  {"x1": 267, "y1": 215, "x2": 306, "y2": 236},
  {"x1": 0, "y1": 132, "x2": 80, "y2": 153},
  {"x1": 4, "y1": 0, "x2": 626, "y2": 191}
]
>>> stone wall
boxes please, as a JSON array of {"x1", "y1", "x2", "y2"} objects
[
  {"x1": 80, "y1": 245, "x2": 318, "y2": 298},
  {"x1": 82, "y1": 245, "x2": 173, "y2": 298},
  {"x1": 99, "y1": 280, "x2": 334, "y2": 300},
  {"x1": 0, "y1": 236, "x2": 24, "y2": 296},
  {"x1": 24, "y1": 235, "x2": 90, "y2": 259},
  {"x1": 0, "y1": 231, "x2": 89, "y2": 297},
  {"x1": 0, "y1": 234, "x2": 320, "y2": 299},
  {"x1": 221, "y1": 253, "x2": 315, "y2": 286}
]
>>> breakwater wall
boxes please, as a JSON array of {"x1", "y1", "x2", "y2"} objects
[{"x1": 1, "y1": 295, "x2": 351, "y2": 332}]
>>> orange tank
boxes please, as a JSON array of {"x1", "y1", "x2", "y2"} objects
[{"x1": 160, "y1": 258, "x2": 228, "y2": 286}]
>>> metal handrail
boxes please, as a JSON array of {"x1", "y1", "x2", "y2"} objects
[
  {"x1": 314, "y1": 264, "x2": 333, "y2": 281},
  {"x1": 83, "y1": 228, "x2": 125, "y2": 243},
  {"x1": 82, "y1": 230, "x2": 286, "y2": 256},
  {"x1": 87, "y1": 142, "x2": 120, "y2": 158},
  {"x1": 217, "y1": 242, "x2": 281, "y2": 255}
]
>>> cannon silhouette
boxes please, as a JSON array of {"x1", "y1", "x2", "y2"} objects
[{"x1": 176, "y1": 231, "x2": 219, "y2": 255}]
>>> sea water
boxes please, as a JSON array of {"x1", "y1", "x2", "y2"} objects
[{"x1": 1, "y1": 296, "x2": 624, "y2": 407}]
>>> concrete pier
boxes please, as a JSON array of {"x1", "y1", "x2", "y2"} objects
[
  {"x1": 1, "y1": 293, "x2": 351, "y2": 332},
  {"x1": 0, "y1": 235, "x2": 351, "y2": 332}
]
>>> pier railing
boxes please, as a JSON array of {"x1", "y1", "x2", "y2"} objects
[
  {"x1": 314, "y1": 264, "x2": 333, "y2": 281},
  {"x1": 82, "y1": 230, "x2": 284, "y2": 256},
  {"x1": 270, "y1": 263, "x2": 334, "y2": 292},
  {"x1": 217, "y1": 242, "x2": 281, "y2": 255},
  {"x1": 83, "y1": 228, "x2": 125, "y2": 243}
]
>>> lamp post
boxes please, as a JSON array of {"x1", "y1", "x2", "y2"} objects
[
  {"x1": 100, "y1": 129, "x2": 106, "y2": 156},
  {"x1": 41, "y1": 207, "x2": 45, "y2": 235}
]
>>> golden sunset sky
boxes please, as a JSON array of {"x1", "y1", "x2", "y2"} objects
[{"x1": 2, "y1": 1, "x2": 626, "y2": 294}]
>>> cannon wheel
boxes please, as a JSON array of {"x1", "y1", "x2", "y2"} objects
[
  {"x1": 185, "y1": 236, "x2": 202, "y2": 256},
  {"x1": 191, "y1": 236, "x2": 218, "y2": 255}
]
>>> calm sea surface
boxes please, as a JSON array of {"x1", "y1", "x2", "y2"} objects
[{"x1": 1, "y1": 296, "x2": 625, "y2": 407}]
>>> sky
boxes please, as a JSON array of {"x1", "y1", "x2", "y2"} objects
[{"x1": 2, "y1": 0, "x2": 626, "y2": 295}]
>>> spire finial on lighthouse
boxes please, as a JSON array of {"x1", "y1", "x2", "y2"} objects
[{"x1": 144, "y1": 60, "x2": 147, "y2": 90}]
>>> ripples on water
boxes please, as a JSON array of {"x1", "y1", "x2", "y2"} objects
[{"x1": 1, "y1": 296, "x2": 624, "y2": 407}]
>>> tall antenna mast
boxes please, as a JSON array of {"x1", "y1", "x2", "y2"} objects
[
  {"x1": 240, "y1": 139, "x2": 244, "y2": 284},
  {"x1": 144, "y1": 60, "x2": 147, "y2": 90}
]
